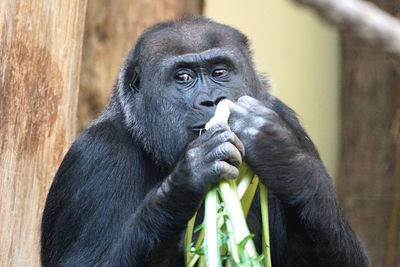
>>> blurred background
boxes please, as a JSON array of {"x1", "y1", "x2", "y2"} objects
[{"x1": 0, "y1": 0, "x2": 399, "y2": 266}]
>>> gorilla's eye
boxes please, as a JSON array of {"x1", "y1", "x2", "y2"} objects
[
  {"x1": 212, "y1": 68, "x2": 229, "y2": 78},
  {"x1": 175, "y1": 72, "x2": 193, "y2": 83}
]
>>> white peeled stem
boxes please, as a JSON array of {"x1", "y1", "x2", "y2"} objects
[
  {"x1": 205, "y1": 99, "x2": 260, "y2": 264},
  {"x1": 204, "y1": 100, "x2": 231, "y2": 267},
  {"x1": 204, "y1": 99, "x2": 233, "y2": 130},
  {"x1": 218, "y1": 180, "x2": 259, "y2": 259},
  {"x1": 203, "y1": 99, "x2": 232, "y2": 267}
]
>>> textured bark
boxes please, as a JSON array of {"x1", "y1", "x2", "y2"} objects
[
  {"x1": 337, "y1": 1, "x2": 400, "y2": 266},
  {"x1": 78, "y1": 0, "x2": 204, "y2": 131},
  {"x1": 0, "y1": 1, "x2": 87, "y2": 266}
]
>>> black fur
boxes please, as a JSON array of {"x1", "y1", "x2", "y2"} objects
[{"x1": 41, "y1": 17, "x2": 370, "y2": 267}]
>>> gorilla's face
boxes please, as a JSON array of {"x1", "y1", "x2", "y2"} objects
[
  {"x1": 163, "y1": 48, "x2": 249, "y2": 139},
  {"x1": 119, "y1": 18, "x2": 266, "y2": 169}
]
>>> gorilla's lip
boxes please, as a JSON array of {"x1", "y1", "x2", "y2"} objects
[{"x1": 192, "y1": 124, "x2": 206, "y2": 132}]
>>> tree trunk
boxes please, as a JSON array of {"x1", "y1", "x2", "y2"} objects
[
  {"x1": 0, "y1": 1, "x2": 87, "y2": 266},
  {"x1": 78, "y1": 0, "x2": 204, "y2": 131},
  {"x1": 337, "y1": 1, "x2": 400, "y2": 266}
]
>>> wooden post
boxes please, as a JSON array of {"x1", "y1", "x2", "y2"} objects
[
  {"x1": 0, "y1": 1, "x2": 87, "y2": 266},
  {"x1": 337, "y1": 1, "x2": 400, "y2": 266}
]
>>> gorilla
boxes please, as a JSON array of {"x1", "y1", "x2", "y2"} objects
[{"x1": 41, "y1": 17, "x2": 370, "y2": 267}]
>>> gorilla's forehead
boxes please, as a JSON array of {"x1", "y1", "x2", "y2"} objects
[
  {"x1": 159, "y1": 47, "x2": 243, "y2": 68},
  {"x1": 135, "y1": 18, "x2": 248, "y2": 64},
  {"x1": 147, "y1": 31, "x2": 237, "y2": 56}
]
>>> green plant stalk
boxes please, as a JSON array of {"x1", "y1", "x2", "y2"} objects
[
  {"x1": 187, "y1": 255, "x2": 199, "y2": 267},
  {"x1": 187, "y1": 253, "x2": 200, "y2": 267},
  {"x1": 198, "y1": 255, "x2": 205, "y2": 267},
  {"x1": 204, "y1": 188, "x2": 221, "y2": 267},
  {"x1": 259, "y1": 182, "x2": 272, "y2": 267},
  {"x1": 236, "y1": 164, "x2": 254, "y2": 198},
  {"x1": 218, "y1": 179, "x2": 259, "y2": 261},
  {"x1": 224, "y1": 211, "x2": 241, "y2": 263},
  {"x1": 186, "y1": 174, "x2": 265, "y2": 267},
  {"x1": 187, "y1": 173, "x2": 264, "y2": 267},
  {"x1": 185, "y1": 212, "x2": 197, "y2": 265},
  {"x1": 186, "y1": 171, "x2": 256, "y2": 266},
  {"x1": 240, "y1": 174, "x2": 259, "y2": 218}
]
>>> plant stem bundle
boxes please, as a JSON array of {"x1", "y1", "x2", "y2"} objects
[{"x1": 185, "y1": 100, "x2": 272, "y2": 267}]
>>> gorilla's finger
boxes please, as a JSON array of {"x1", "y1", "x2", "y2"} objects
[
  {"x1": 229, "y1": 101, "x2": 248, "y2": 116},
  {"x1": 198, "y1": 129, "x2": 245, "y2": 158},
  {"x1": 227, "y1": 131, "x2": 245, "y2": 158},
  {"x1": 192, "y1": 122, "x2": 229, "y2": 145},
  {"x1": 237, "y1": 95, "x2": 260, "y2": 107},
  {"x1": 213, "y1": 161, "x2": 239, "y2": 179},
  {"x1": 205, "y1": 142, "x2": 242, "y2": 167},
  {"x1": 237, "y1": 95, "x2": 271, "y2": 114},
  {"x1": 203, "y1": 122, "x2": 230, "y2": 137}
]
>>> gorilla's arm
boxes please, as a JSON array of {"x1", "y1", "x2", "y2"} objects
[
  {"x1": 41, "y1": 118, "x2": 243, "y2": 267},
  {"x1": 230, "y1": 96, "x2": 370, "y2": 267},
  {"x1": 41, "y1": 119, "x2": 188, "y2": 266}
]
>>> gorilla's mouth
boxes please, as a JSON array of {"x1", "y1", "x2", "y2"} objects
[{"x1": 192, "y1": 124, "x2": 206, "y2": 135}]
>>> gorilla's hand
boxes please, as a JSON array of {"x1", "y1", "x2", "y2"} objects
[
  {"x1": 229, "y1": 95, "x2": 324, "y2": 205},
  {"x1": 229, "y1": 96, "x2": 300, "y2": 167},
  {"x1": 170, "y1": 123, "x2": 245, "y2": 194},
  {"x1": 230, "y1": 96, "x2": 306, "y2": 180}
]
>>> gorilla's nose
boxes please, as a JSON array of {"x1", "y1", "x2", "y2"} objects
[{"x1": 194, "y1": 93, "x2": 227, "y2": 109}]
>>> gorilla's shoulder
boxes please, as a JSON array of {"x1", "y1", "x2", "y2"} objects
[
  {"x1": 68, "y1": 118, "x2": 141, "y2": 163},
  {"x1": 52, "y1": 118, "x2": 147, "y2": 192}
]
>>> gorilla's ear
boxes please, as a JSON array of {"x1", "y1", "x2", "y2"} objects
[
  {"x1": 118, "y1": 59, "x2": 141, "y2": 94},
  {"x1": 117, "y1": 61, "x2": 141, "y2": 121},
  {"x1": 129, "y1": 68, "x2": 140, "y2": 93}
]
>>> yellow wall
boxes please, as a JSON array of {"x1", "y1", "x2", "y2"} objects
[{"x1": 205, "y1": 0, "x2": 340, "y2": 178}]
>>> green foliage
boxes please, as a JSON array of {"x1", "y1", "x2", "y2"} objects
[{"x1": 185, "y1": 165, "x2": 272, "y2": 267}]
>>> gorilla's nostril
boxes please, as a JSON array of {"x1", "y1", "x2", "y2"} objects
[
  {"x1": 200, "y1": 100, "x2": 215, "y2": 107},
  {"x1": 194, "y1": 93, "x2": 227, "y2": 109}
]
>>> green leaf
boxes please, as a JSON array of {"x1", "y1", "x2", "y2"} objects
[
  {"x1": 238, "y1": 233, "x2": 256, "y2": 250},
  {"x1": 194, "y1": 223, "x2": 204, "y2": 233}
]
